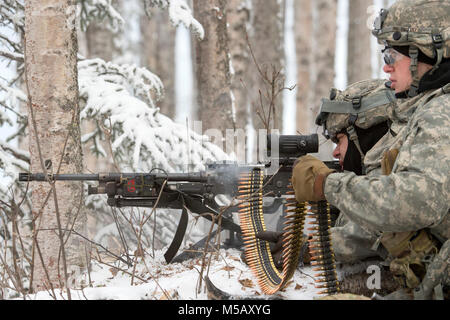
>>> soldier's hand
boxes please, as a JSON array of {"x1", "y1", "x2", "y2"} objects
[
  {"x1": 256, "y1": 230, "x2": 284, "y2": 269},
  {"x1": 292, "y1": 155, "x2": 335, "y2": 202}
]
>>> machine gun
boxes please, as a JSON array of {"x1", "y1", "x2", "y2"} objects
[{"x1": 19, "y1": 134, "x2": 339, "y2": 263}]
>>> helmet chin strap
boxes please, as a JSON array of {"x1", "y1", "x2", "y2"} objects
[
  {"x1": 407, "y1": 39, "x2": 445, "y2": 97},
  {"x1": 345, "y1": 125, "x2": 366, "y2": 175},
  {"x1": 430, "y1": 32, "x2": 444, "y2": 74},
  {"x1": 408, "y1": 46, "x2": 420, "y2": 97}
]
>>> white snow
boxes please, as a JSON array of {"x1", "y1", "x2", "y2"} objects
[
  {"x1": 146, "y1": 0, "x2": 204, "y2": 40},
  {"x1": 24, "y1": 248, "x2": 323, "y2": 300}
]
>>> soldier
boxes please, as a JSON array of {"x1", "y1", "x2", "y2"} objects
[
  {"x1": 292, "y1": 0, "x2": 449, "y2": 299},
  {"x1": 257, "y1": 79, "x2": 397, "y2": 269},
  {"x1": 314, "y1": 79, "x2": 396, "y2": 264},
  {"x1": 316, "y1": 79, "x2": 394, "y2": 176}
]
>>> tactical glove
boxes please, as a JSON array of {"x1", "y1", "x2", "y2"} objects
[{"x1": 292, "y1": 155, "x2": 335, "y2": 202}]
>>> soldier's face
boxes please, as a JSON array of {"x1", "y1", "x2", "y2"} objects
[
  {"x1": 332, "y1": 133, "x2": 348, "y2": 169},
  {"x1": 383, "y1": 54, "x2": 412, "y2": 93},
  {"x1": 383, "y1": 51, "x2": 433, "y2": 94}
]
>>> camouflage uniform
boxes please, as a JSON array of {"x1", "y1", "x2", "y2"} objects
[
  {"x1": 327, "y1": 89, "x2": 449, "y2": 259},
  {"x1": 315, "y1": 79, "x2": 398, "y2": 263},
  {"x1": 324, "y1": 0, "x2": 450, "y2": 295}
]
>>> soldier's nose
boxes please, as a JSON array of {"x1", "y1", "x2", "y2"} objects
[{"x1": 383, "y1": 64, "x2": 394, "y2": 73}]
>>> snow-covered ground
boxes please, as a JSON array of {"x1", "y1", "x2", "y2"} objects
[{"x1": 25, "y1": 248, "x2": 322, "y2": 300}]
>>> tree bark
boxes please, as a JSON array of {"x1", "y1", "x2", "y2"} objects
[
  {"x1": 193, "y1": 0, "x2": 234, "y2": 140},
  {"x1": 141, "y1": 9, "x2": 176, "y2": 119},
  {"x1": 227, "y1": 0, "x2": 251, "y2": 162},
  {"x1": 24, "y1": 0, "x2": 87, "y2": 293},
  {"x1": 310, "y1": 0, "x2": 337, "y2": 110},
  {"x1": 295, "y1": 0, "x2": 312, "y2": 135},
  {"x1": 347, "y1": 0, "x2": 372, "y2": 84},
  {"x1": 248, "y1": 0, "x2": 285, "y2": 132},
  {"x1": 309, "y1": 0, "x2": 337, "y2": 159},
  {"x1": 227, "y1": 0, "x2": 250, "y2": 131}
]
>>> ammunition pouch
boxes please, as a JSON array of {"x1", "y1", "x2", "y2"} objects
[{"x1": 382, "y1": 229, "x2": 439, "y2": 289}]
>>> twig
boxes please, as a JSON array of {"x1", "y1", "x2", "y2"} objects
[
  {"x1": 244, "y1": 29, "x2": 289, "y2": 131},
  {"x1": 196, "y1": 212, "x2": 217, "y2": 295},
  {"x1": 92, "y1": 258, "x2": 148, "y2": 283},
  {"x1": 99, "y1": 117, "x2": 121, "y2": 173},
  {"x1": 38, "y1": 228, "x2": 131, "y2": 267},
  {"x1": 0, "y1": 49, "x2": 24, "y2": 62}
]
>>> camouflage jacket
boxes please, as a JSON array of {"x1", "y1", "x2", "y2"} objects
[
  {"x1": 363, "y1": 92, "x2": 425, "y2": 174},
  {"x1": 325, "y1": 86, "x2": 450, "y2": 242}
]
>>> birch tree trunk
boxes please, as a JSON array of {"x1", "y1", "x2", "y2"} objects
[
  {"x1": 347, "y1": 0, "x2": 372, "y2": 84},
  {"x1": 24, "y1": 0, "x2": 87, "y2": 293},
  {"x1": 193, "y1": 0, "x2": 234, "y2": 142},
  {"x1": 227, "y1": 0, "x2": 250, "y2": 131},
  {"x1": 248, "y1": 0, "x2": 285, "y2": 132},
  {"x1": 141, "y1": 9, "x2": 176, "y2": 119},
  {"x1": 227, "y1": 0, "x2": 251, "y2": 162},
  {"x1": 83, "y1": 15, "x2": 118, "y2": 172},
  {"x1": 310, "y1": 0, "x2": 336, "y2": 109},
  {"x1": 295, "y1": 0, "x2": 312, "y2": 135},
  {"x1": 309, "y1": 0, "x2": 337, "y2": 159}
]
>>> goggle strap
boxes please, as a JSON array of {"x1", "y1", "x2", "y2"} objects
[{"x1": 408, "y1": 46, "x2": 420, "y2": 97}]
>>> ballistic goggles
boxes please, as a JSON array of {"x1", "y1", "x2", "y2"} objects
[{"x1": 382, "y1": 47, "x2": 406, "y2": 65}]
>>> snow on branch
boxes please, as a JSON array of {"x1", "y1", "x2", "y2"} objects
[
  {"x1": 78, "y1": 0, "x2": 125, "y2": 32},
  {"x1": 78, "y1": 58, "x2": 230, "y2": 173},
  {"x1": 0, "y1": 0, "x2": 25, "y2": 30},
  {"x1": 0, "y1": 140, "x2": 29, "y2": 198},
  {"x1": 144, "y1": 0, "x2": 204, "y2": 40},
  {"x1": 0, "y1": 49, "x2": 24, "y2": 62},
  {"x1": 0, "y1": 83, "x2": 27, "y2": 142}
]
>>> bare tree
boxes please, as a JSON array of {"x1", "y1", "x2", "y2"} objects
[
  {"x1": 227, "y1": 0, "x2": 251, "y2": 131},
  {"x1": 24, "y1": 0, "x2": 87, "y2": 294},
  {"x1": 295, "y1": 0, "x2": 313, "y2": 134},
  {"x1": 193, "y1": 0, "x2": 234, "y2": 137},
  {"x1": 227, "y1": 0, "x2": 251, "y2": 162},
  {"x1": 309, "y1": 0, "x2": 337, "y2": 110},
  {"x1": 307, "y1": 0, "x2": 337, "y2": 159},
  {"x1": 141, "y1": 7, "x2": 176, "y2": 119},
  {"x1": 82, "y1": 6, "x2": 118, "y2": 172},
  {"x1": 248, "y1": 0, "x2": 285, "y2": 132},
  {"x1": 293, "y1": 0, "x2": 336, "y2": 158},
  {"x1": 347, "y1": 0, "x2": 372, "y2": 84}
]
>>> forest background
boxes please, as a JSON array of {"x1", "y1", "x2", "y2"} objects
[{"x1": 0, "y1": 0, "x2": 394, "y2": 299}]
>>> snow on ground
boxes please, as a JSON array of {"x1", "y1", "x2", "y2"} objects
[{"x1": 25, "y1": 248, "x2": 322, "y2": 300}]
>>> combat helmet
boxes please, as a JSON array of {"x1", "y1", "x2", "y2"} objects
[
  {"x1": 315, "y1": 79, "x2": 396, "y2": 165},
  {"x1": 372, "y1": 0, "x2": 450, "y2": 97}
]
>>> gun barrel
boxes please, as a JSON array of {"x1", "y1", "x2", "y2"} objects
[
  {"x1": 19, "y1": 172, "x2": 207, "y2": 183},
  {"x1": 19, "y1": 173, "x2": 100, "y2": 182}
]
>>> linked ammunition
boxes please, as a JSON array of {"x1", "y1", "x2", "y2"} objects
[
  {"x1": 307, "y1": 201, "x2": 340, "y2": 296},
  {"x1": 238, "y1": 168, "x2": 306, "y2": 295}
]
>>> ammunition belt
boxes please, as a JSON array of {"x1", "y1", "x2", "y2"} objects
[
  {"x1": 238, "y1": 168, "x2": 339, "y2": 294},
  {"x1": 307, "y1": 201, "x2": 340, "y2": 295},
  {"x1": 238, "y1": 168, "x2": 340, "y2": 296},
  {"x1": 238, "y1": 168, "x2": 305, "y2": 294}
]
